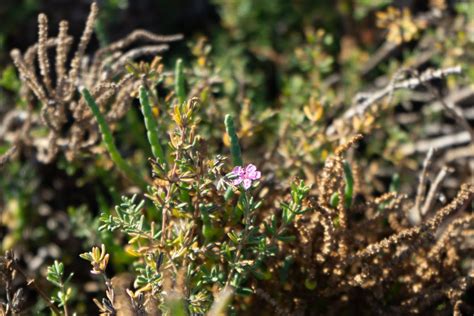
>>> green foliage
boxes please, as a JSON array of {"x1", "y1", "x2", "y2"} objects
[
  {"x1": 99, "y1": 195, "x2": 149, "y2": 237},
  {"x1": 280, "y1": 180, "x2": 311, "y2": 225},
  {"x1": 46, "y1": 261, "x2": 74, "y2": 308},
  {"x1": 0, "y1": 65, "x2": 20, "y2": 92}
]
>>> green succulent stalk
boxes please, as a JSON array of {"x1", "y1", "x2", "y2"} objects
[
  {"x1": 329, "y1": 162, "x2": 354, "y2": 210},
  {"x1": 343, "y1": 161, "x2": 354, "y2": 209},
  {"x1": 81, "y1": 88, "x2": 147, "y2": 189},
  {"x1": 175, "y1": 58, "x2": 186, "y2": 105},
  {"x1": 224, "y1": 115, "x2": 243, "y2": 166},
  {"x1": 224, "y1": 115, "x2": 243, "y2": 200},
  {"x1": 139, "y1": 85, "x2": 166, "y2": 166}
]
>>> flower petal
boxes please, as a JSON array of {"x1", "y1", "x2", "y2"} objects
[
  {"x1": 245, "y1": 164, "x2": 257, "y2": 174},
  {"x1": 243, "y1": 179, "x2": 252, "y2": 190},
  {"x1": 252, "y1": 171, "x2": 261, "y2": 180},
  {"x1": 245, "y1": 164, "x2": 261, "y2": 180},
  {"x1": 232, "y1": 166, "x2": 244, "y2": 176},
  {"x1": 233, "y1": 178, "x2": 243, "y2": 185}
]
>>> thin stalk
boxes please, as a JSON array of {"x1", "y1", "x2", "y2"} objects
[
  {"x1": 225, "y1": 192, "x2": 252, "y2": 289},
  {"x1": 81, "y1": 88, "x2": 147, "y2": 189},
  {"x1": 224, "y1": 114, "x2": 243, "y2": 166},
  {"x1": 224, "y1": 115, "x2": 243, "y2": 200},
  {"x1": 175, "y1": 58, "x2": 186, "y2": 105},
  {"x1": 12, "y1": 262, "x2": 62, "y2": 315},
  {"x1": 343, "y1": 161, "x2": 354, "y2": 209},
  {"x1": 60, "y1": 283, "x2": 69, "y2": 316},
  {"x1": 139, "y1": 85, "x2": 167, "y2": 166}
]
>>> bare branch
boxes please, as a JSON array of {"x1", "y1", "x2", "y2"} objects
[{"x1": 421, "y1": 166, "x2": 453, "y2": 217}]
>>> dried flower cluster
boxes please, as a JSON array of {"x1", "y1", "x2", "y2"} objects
[{"x1": 5, "y1": 3, "x2": 182, "y2": 162}]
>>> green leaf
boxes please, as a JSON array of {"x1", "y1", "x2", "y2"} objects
[
  {"x1": 227, "y1": 231, "x2": 239, "y2": 244},
  {"x1": 236, "y1": 287, "x2": 253, "y2": 296},
  {"x1": 46, "y1": 260, "x2": 65, "y2": 287}
]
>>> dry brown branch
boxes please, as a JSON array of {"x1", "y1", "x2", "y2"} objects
[
  {"x1": 55, "y1": 20, "x2": 70, "y2": 86},
  {"x1": 68, "y1": 2, "x2": 98, "y2": 89},
  {"x1": 360, "y1": 8, "x2": 443, "y2": 76},
  {"x1": 360, "y1": 41, "x2": 398, "y2": 76},
  {"x1": 208, "y1": 286, "x2": 234, "y2": 316},
  {"x1": 399, "y1": 275, "x2": 472, "y2": 313},
  {"x1": 410, "y1": 147, "x2": 434, "y2": 224},
  {"x1": 327, "y1": 66, "x2": 463, "y2": 136},
  {"x1": 427, "y1": 85, "x2": 474, "y2": 114},
  {"x1": 444, "y1": 145, "x2": 474, "y2": 162},
  {"x1": 37, "y1": 13, "x2": 53, "y2": 95},
  {"x1": 400, "y1": 131, "x2": 471, "y2": 155},
  {"x1": 427, "y1": 213, "x2": 473, "y2": 260},
  {"x1": 351, "y1": 66, "x2": 462, "y2": 119},
  {"x1": 353, "y1": 183, "x2": 474, "y2": 262},
  {"x1": 453, "y1": 300, "x2": 462, "y2": 316},
  {"x1": 420, "y1": 166, "x2": 453, "y2": 217},
  {"x1": 424, "y1": 81, "x2": 474, "y2": 148},
  {"x1": 94, "y1": 29, "x2": 183, "y2": 60}
]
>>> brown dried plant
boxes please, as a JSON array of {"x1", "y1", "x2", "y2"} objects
[
  {"x1": 0, "y1": 251, "x2": 62, "y2": 315},
  {"x1": 5, "y1": 2, "x2": 182, "y2": 163},
  {"x1": 265, "y1": 136, "x2": 474, "y2": 314},
  {"x1": 240, "y1": 123, "x2": 474, "y2": 314}
]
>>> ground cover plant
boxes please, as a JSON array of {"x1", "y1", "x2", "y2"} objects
[{"x1": 0, "y1": 0, "x2": 473, "y2": 315}]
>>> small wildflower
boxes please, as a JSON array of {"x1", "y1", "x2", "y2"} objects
[{"x1": 229, "y1": 164, "x2": 261, "y2": 190}]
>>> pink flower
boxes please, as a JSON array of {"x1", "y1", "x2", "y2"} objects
[{"x1": 230, "y1": 164, "x2": 261, "y2": 190}]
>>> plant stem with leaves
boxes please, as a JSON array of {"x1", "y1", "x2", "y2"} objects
[{"x1": 46, "y1": 260, "x2": 74, "y2": 316}]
